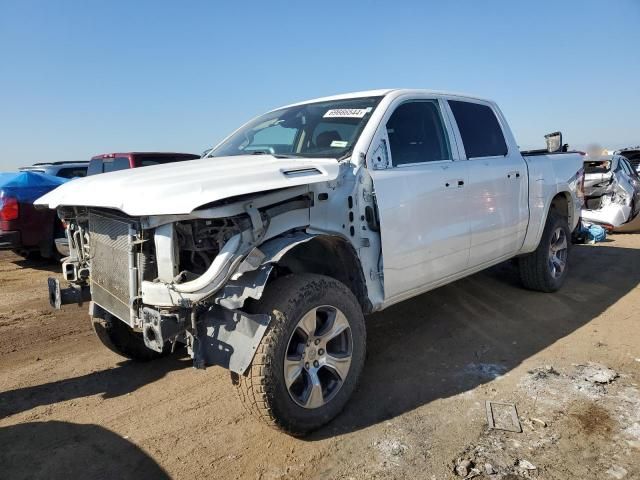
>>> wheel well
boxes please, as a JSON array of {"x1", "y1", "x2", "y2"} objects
[
  {"x1": 550, "y1": 192, "x2": 572, "y2": 225},
  {"x1": 272, "y1": 235, "x2": 372, "y2": 313}
]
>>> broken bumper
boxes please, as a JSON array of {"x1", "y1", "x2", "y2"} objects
[
  {"x1": 582, "y1": 204, "x2": 631, "y2": 227},
  {"x1": 47, "y1": 277, "x2": 91, "y2": 309},
  {"x1": 582, "y1": 205, "x2": 640, "y2": 233}
]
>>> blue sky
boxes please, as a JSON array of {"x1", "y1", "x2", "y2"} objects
[{"x1": 0, "y1": 0, "x2": 638, "y2": 170}]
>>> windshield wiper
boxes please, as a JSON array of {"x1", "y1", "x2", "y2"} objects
[
  {"x1": 249, "y1": 151, "x2": 300, "y2": 159},
  {"x1": 273, "y1": 154, "x2": 304, "y2": 159},
  {"x1": 338, "y1": 150, "x2": 354, "y2": 161}
]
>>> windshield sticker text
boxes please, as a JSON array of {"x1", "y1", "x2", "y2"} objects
[{"x1": 323, "y1": 107, "x2": 372, "y2": 119}]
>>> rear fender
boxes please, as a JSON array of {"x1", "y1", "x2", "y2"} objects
[{"x1": 521, "y1": 189, "x2": 575, "y2": 254}]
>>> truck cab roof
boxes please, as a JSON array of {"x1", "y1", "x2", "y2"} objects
[
  {"x1": 282, "y1": 89, "x2": 490, "y2": 109},
  {"x1": 88, "y1": 152, "x2": 200, "y2": 176},
  {"x1": 19, "y1": 161, "x2": 89, "y2": 179}
]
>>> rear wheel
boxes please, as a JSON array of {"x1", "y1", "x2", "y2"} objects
[
  {"x1": 91, "y1": 314, "x2": 171, "y2": 361},
  {"x1": 232, "y1": 273, "x2": 366, "y2": 436},
  {"x1": 518, "y1": 211, "x2": 571, "y2": 292}
]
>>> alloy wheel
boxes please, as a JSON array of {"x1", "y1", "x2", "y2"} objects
[
  {"x1": 283, "y1": 305, "x2": 353, "y2": 409},
  {"x1": 548, "y1": 227, "x2": 568, "y2": 279}
]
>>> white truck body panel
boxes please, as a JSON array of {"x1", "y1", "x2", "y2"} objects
[{"x1": 355, "y1": 91, "x2": 583, "y2": 306}]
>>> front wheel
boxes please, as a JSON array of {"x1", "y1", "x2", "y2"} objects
[
  {"x1": 518, "y1": 212, "x2": 571, "y2": 292},
  {"x1": 232, "y1": 273, "x2": 366, "y2": 436}
]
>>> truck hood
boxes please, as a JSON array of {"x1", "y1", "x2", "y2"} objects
[{"x1": 35, "y1": 155, "x2": 340, "y2": 216}]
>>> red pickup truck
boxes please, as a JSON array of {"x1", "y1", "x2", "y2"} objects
[{"x1": 87, "y1": 152, "x2": 200, "y2": 174}]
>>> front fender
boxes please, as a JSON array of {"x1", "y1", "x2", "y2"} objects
[{"x1": 213, "y1": 232, "x2": 317, "y2": 310}]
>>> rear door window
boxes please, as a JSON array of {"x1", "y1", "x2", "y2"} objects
[
  {"x1": 621, "y1": 158, "x2": 639, "y2": 179},
  {"x1": 448, "y1": 101, "x2": 508, "y2": 158},
  {"x1": 386, "y1": 100, "x2": 452, "y2": 166}
]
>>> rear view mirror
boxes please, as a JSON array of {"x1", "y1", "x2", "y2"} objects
[
  {"x1": 279, "y1": 106, "x2": 305, "y2": 129},
  {"x1": 545, "y1": 131, "x2": 563, "y2": 153}
]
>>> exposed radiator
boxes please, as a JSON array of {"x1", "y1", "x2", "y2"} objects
[{"x1": 88, "y1": 211, "x2": 135, "y2": 324}]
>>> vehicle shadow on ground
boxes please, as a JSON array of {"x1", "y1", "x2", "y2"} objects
[
  {"x1": 0, "y1": 421, "x2": 169, "y2": 479},
  {"x1": 309, "y1": 244, "x2": 640, "y2": 440},
  {"x1": 12, "y1": 256, "x2": 61, "y2": 272},
  {"x1": 0, "y1": 354, "x2": 191, "y2": 419}
]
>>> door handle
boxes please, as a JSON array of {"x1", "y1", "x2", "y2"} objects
[
  {"x1": 445, "y1": 179, "x2": 465, "y2": 188},
  {"x1": 507, "y1": 171, "x2": 521, "y2": 179}
]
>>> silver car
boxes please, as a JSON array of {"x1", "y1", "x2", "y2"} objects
[{"x1": 582, "y1": 155, "x2": 640, "y2": 231}]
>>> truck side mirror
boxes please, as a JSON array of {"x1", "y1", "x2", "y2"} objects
[
  {"x1": 545, "y1": 131, "x2": 563, "y2": 153},
  {"x1": 371, "y1": 139, "x2": 390, "y2": 170}
]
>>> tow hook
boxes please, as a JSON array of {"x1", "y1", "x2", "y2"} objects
[
  {"x1": 47, "y1": 277, "x2": 91, "y2": 309},
  {"x1": 191, "y1": 308, "x2": 206, "y2": 370},
  {"x1": 141, "y1": 307, "x2": 188, "y2": 354}
]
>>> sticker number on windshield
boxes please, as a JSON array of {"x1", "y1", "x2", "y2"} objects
[{"x1": 323, "y1": 107, "x2": 372, "y2": 119}]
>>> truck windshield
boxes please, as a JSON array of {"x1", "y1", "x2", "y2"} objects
[{"x1": 208, "y1": 96, "x2": 383, "y2": 159}]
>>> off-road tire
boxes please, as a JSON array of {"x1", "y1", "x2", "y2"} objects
[
  {"x1": 518, "y1": 211, "x2": 571, "y2": 292},
  {"x1": 232, "y1": 273, "x2": 366, "y2": 436},
  {"x1": 91, "y1": 314, "x2": 171, "y2": 361}
]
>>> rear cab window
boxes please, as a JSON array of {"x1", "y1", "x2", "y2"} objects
[
  {"x1": 448, "y1": 100, "x2": 508, "y2": 158},
  {"x1": 135, "y1": 155, "x2": 199, "y2": 167},
  {"x1": 88, "y1": 157, "x2": 131, "y2": 175},
  {"x1": 87, "y1": 160, "x2": 103, "y2": 176},
  {"x1": 103, "y1": 157, "x2": 130, "y2": 173}
]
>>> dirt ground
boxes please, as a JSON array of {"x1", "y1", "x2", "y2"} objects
[{"x1": 0, "y1": 234, "x2": 639, "y2": 480}]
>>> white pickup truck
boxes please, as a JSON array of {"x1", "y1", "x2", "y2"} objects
[{"x1": 38, "y1": 89, "x2": 585, "y2": 435}]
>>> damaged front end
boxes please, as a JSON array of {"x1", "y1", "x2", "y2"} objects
[
  {"x1": 581, "y1": 156, "x2": 640, "y2": 232},
  {"x1": 52, "y1": 186, "x2": 317, "y2": 374}
]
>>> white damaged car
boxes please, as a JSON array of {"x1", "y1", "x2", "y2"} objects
[
  {"x1": 582, "y1": 155, "x2": 640, "y2": 232},
  {"x1": 37, "y1": 89, "x2": 585, "y2": 435}
]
